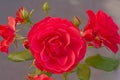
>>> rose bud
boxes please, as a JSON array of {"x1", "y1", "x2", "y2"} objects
[{"x1": 23, "y1": 40, "x2": 29, "y2": 49}]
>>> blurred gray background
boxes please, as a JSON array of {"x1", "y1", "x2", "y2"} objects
[{"x1": 0, "y1": 0, "x2": 120, "y2": 80}]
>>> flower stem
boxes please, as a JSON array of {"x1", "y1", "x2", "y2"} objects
[{"x1": 62, "y1": 73, "x2": 68, "y2": 80}]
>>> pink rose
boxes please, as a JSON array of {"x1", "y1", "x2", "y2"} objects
[
  {"x1": 28, "y1": 17, "x2": 86, "y2": 73},
  {"x1": 0, "y1": 17, "x2": 16, "y2": 54},
  {"x1": 83, "y1": 10, "x2": 120, "y2": 53},
  {"x1": 28, "y1": 74, "x2": 53, "y2": 80}
]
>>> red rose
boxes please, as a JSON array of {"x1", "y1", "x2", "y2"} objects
[
  {"x1": 0, "y1": 17, "x2": 16, "y2": 54},
  {"x1": 28, "y1": 17, "x2": 86, "y2": 73},
  {"x1": 83, "y1": 10, "x2": 120, "y2": 53},
  {"x1": 28, "y1": 74, "x2": 53, "y2": 80}
]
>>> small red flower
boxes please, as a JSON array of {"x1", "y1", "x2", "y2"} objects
[
  {"x1": 83, "y1": 10, "x2": 120, "y2": 53},
  {"x1": 0, "y1": 16, "x2": 16, "y2": 54},
  {"x1": 27, "y1": 74, "x2": 53, "y2": 80}
]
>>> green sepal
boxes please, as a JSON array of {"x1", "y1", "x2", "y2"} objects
[
  {"x1": 13, "y1": 39, "x2": 18, "y2": 48},
  {"x1": 29, "y1": 9, "x2": 34, "y2": 17},
  {"x1": 76, "y1": 64, "x2": 90, "y2": 80},
  {"x1": 8, "y1": 50, "x2": 34, "y2": 62},
  {"x1": 85, "y1": 54, "x2": 119, "y2": 71}
]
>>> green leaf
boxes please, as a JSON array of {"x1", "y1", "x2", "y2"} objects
[
  {"x1": 33, "y1": 68, "x2": 52, "y2": 77},
  {"x1": 34, "y1": 68, "x2": 42, "y2": 75},
  {"x1": 76, "y1": 64, "x2": 90, "y2": 80},
  {"x1": 8, "y1": 50, "x2": 34, "y2": 62},
  {"x1": 44, "y1": 71, "x2": 52, "y2": 77},
  {"x1": 85, "y1": 54, "x2": 119, "y2": 71}
]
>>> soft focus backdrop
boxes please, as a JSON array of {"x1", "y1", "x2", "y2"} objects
[{"x1": 0, "y1": 0, "x2": 120, "y2": 80}]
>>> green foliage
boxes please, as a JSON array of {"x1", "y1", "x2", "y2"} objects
[
  {"x1": 8, "y1": 50, "x2": 34, "y2": 62},
  {"x1": 33, "y1": 68, "x2": 41, "y2": 75},
  {"x1": 33, "y1": 68, "x2": 52, "y2": 77},
  {"x1": 85, "y1": 54, "x2": 119, "y2": 71},
  {"x1": 76, "y1": 64, "x2": 90, "y2": 80}
]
